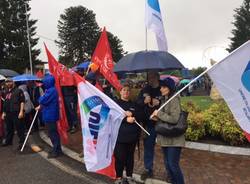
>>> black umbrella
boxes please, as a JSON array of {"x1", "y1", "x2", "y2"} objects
[
  {"x1": 0, "y1": 69, "x2": 19, "y2": 77},
  {"x1": 114, "y1": 50, "x2": 185, "y2": 73}
]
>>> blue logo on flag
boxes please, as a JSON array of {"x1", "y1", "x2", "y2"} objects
[
  {"x1": 81, "y1": 96, "x2": 110, "y2": 140},
  {"x1": 148, "y1": 0, "x2": 160, "y2": 13},
  {"x1": 241, "y1": 60, "x2": 250, "y2": 92}
]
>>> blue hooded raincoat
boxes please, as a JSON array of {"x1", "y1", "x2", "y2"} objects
[{"x1": 39, "y1": 74, "x2": 59, "y2": 123}]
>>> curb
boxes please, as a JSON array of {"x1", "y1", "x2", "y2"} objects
[
  {"x1": 185, "y1": 141, "x2": 250, "y2": 156},
  {"x1": 39, "y1": 131, "x2": 169, "y2": 184}
]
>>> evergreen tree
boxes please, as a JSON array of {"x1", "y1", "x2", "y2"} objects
[
  {"x1": 107, "y1": 31, "x2": 127, "y2": 62},
  {"x1": 0, "y1": 0, "x2": 40, "y2": 73},
  {"x1": 57, "y1": 6, "x2": 125, "y2": 67},
  {"x1": 227, "y1": 0, "x2": 250, "y2": 52},
  {"x1": 191, "y1": 67, "x2": 206, "y2": 77}
]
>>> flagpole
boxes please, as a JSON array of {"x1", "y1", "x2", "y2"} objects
[
  {"x1": 21, "y1": 110, "x2": 39, "y2": 152},
  {"x1": 25, "y1": 3, "x2": 33, "y2": 74},
  {"x1": 145, "y1": 0, "x2": 148, "y2": 51},
  {"x1": 135, "y1": 120, "x2": 150, "y2": 136},
  {"x1": 151, "y1": 40, "x2": 250, "y2": 117}
]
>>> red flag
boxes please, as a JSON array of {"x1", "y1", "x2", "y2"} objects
[
  {"x1": 0, "y1": 95, "x2": 3, "y2": 138},
  {"x1": 36, "y1": 70, "x2": 44, "y2": 78},
  {"x1": 60, "y1": 68, "x2": 75, "y2": 86},
  {"x1": 92, "y1": 27, "x2": 122, "y2": 91},
  {"x1": 244, "y1": 131, "x2": 250, "y2": 142},
  {"x1": 95, "y1": 82, "x2": 103, "y2": 92},
  {"x1": 44, "y1": 44, "x2": 69, "y2": 144}
]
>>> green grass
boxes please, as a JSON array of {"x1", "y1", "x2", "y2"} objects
[
  {"x1": 181, "y1": 96, "x2": 214, "y2": 110},
  {"x1": 127, "y1": 88, "x2": 214, "y2": 110}
]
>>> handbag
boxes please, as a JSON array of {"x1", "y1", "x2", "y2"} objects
[{"x1": 155, "y1": 111, "x2": 188, "y2": 137}]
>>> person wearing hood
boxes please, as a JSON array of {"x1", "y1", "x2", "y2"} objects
[{"x1": 36, "y1": 74, "x2": 62, "y2": 158}]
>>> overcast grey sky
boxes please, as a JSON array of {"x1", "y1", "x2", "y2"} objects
[{"x1": 30, "y1": 0, "x2": 243, "y2": 69}]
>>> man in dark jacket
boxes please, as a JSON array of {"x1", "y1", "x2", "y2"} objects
[
  {"x1": 2, "y1": 78, "x2": 25, "y2": 149},
  {"x1": 136, "y1": 71, "x2": 161, "y2": 180},
  {"x1": 36, "y1": 74, "x2": 62, "y2": 158}
]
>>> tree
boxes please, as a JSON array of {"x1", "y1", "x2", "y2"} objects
[
  {"x1": 57, "y1": 6, "x2": 100, "y2": 67},
  {"x1": 227, "y1": 0, "x2": 250, "y2": 52},
  {"x1": 190, "y1": 67, "x2": 206, "y2": 77},
  {"x1": 57, "y1": 6, "x2": 125, "y2": 67},
  {"x1": 161, "y1": 70, "x2": 182, "y2": 77},
  {"x1": 0, "y1": 0, "x2": 40, "y2": 73},
  {"x1": 106, "y1": 31, "x2": 127, "y2": 62}
]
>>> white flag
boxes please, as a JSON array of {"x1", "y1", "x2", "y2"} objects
[
  {"x1": 75, "y1": 75, "x2": 124, "y2": 177},
  {"x1": 145, "y1": 0, "x2": 168, "y2": 51},
  {"x1": 208, "y1": 41, "x2": 250, "y2": 135}
]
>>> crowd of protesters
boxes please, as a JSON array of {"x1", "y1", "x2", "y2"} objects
[{"x1": 0, "y1": 70, "x2": 187, "y2": 184}]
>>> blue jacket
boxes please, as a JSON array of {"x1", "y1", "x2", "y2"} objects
[{"x1": 39, "y1": 75, "x2": 59, "y2": 123}]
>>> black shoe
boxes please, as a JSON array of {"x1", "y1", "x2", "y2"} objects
[
  {"x1": 17, "y1": 144, "x2": 23, "y2": 151},
  {"x1": 126, "y1": 177, "x2": 137, "y2": 184},
  {"x1": 166, "y1": 175, "x2": 173, "y2": 183},
  {"x1": 1, "y1": 143, "x2": 12, "y2": 147},
  {"x1": 140, "y1": 170, "x2": 153, "y2": 181},
  {"x1": 114, "y1": 178, "x2": 123, "y2": 184},
  {"x1": 70, "y1": 127, "x2": 77, "y2": 134},
  {"x1": 47, "y1": 151, "x2": 63, "y2": 159},
  {"x1": 122, "y1": 178, "x2": 129, "y2": 184}
]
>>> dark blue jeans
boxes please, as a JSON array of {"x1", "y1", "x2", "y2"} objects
[
  {"x1": 162, "y1": 147, "x2": 184, "y2": 184},
  {"x1": 47, "y1": 122, "x2": 62, "y2": 154},
  {"x1": 64, "y1": 96, "x2": 77, "y2": 129},
  {"x1": 143, "y1": 126, "x2": 156, "y2": 172}
]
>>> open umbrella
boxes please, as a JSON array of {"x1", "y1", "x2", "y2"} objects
[
  {"x1": 0, "y1": 69, "x2": 19, "y2": 77},
  {"x1": 0, "y1": 74, "x2": 6, "y2": 81},
  {"x1": 114, "y1": 50, "x2": 185, "y2": 73},
  {"x1": 160, "y1": 75, "x2": 180, "y2": 84},
  {"x1": 12, "y1": 74, "x2": 41, "y2": 82},
  {"x1": 77, "y1": 61, "x2": 91, "y2": 70},
  {"x1": 180, "y1": 79, "x2": 191, "y2": 84}
]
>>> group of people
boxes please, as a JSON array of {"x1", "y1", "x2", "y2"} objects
[
  {"x1": 0, "y1": 71, "x2": 186, "y2": 184},
  {"x1": 0, "y1": 78, "x2": 44, "y2": 148},
  {"x1": 0, "y1": 74, "x2": 65, "y2": 158},
  {"x1": 114, "y1": 71, "x2": 185, "y2": 184}
]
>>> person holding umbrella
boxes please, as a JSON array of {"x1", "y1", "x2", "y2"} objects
[{"x1": 136, "y1": 71, "x2": 161, "y2": 180}]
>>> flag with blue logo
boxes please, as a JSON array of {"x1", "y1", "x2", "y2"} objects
[
  {"x1": 74, "y1": 74, "x2": 125, "y2": 178},
  {"x1": 145, "y1": 0, "x2": 168, "y2": 51},
  {"x1": 208, "y1": 41, "x2": 250, "y2": 142}
]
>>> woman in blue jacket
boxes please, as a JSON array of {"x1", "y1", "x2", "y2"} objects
[{"x1": 36, "y1": 74, "x2": 62, "y2": 158}]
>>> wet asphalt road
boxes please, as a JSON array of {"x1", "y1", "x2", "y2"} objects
[{"x1": 0, "y1": 134, "x2": 113, "y2": 184}]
